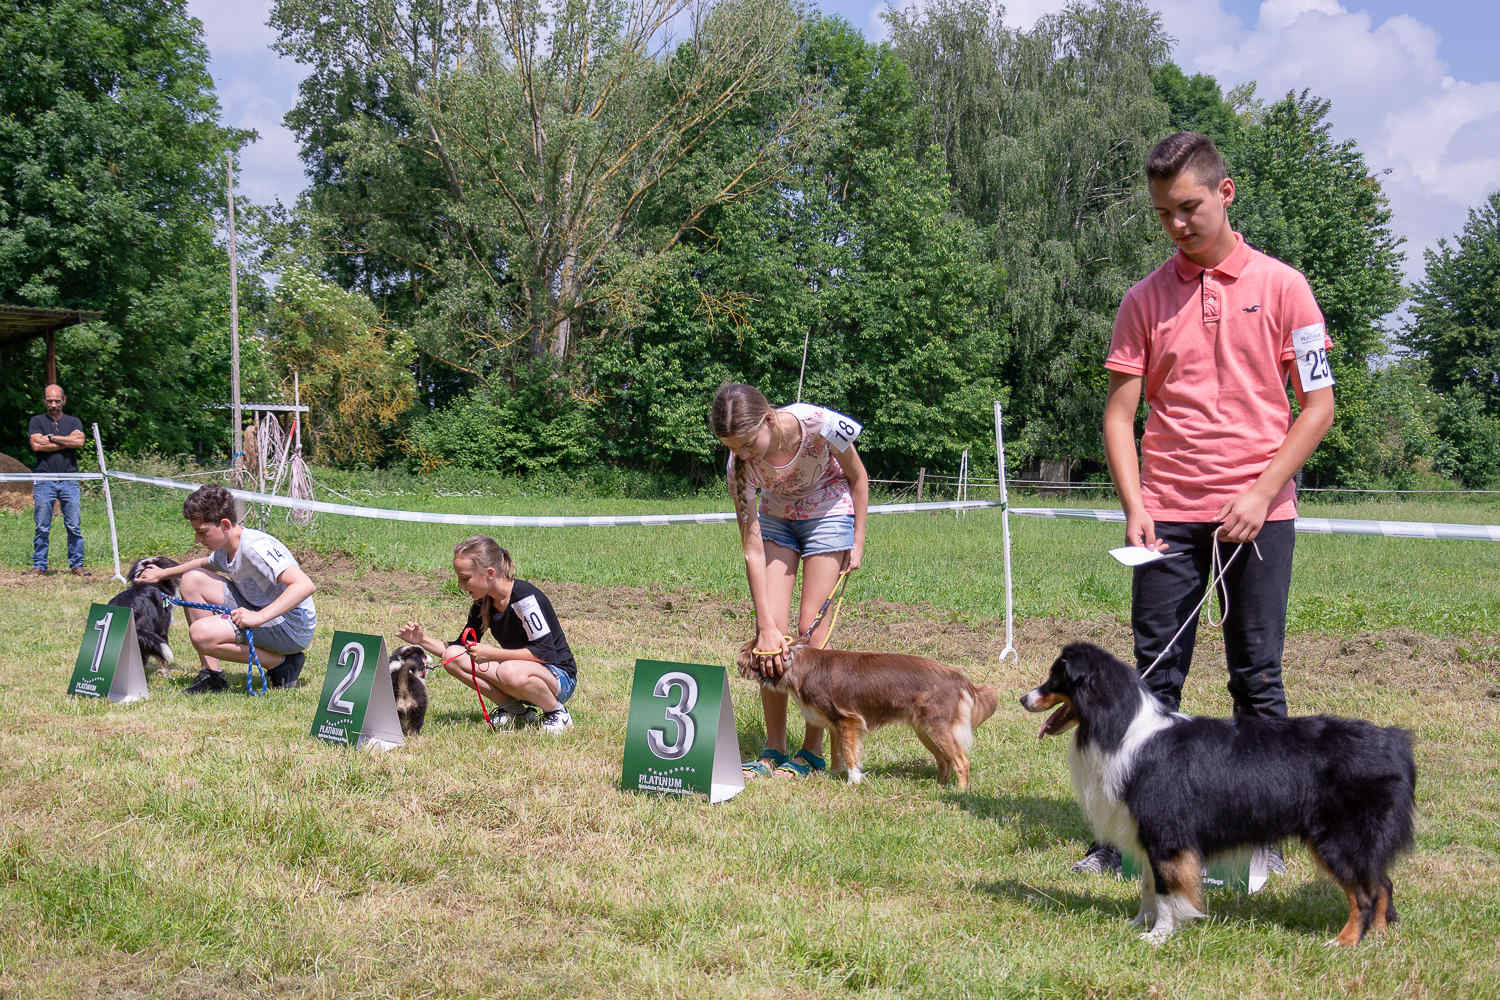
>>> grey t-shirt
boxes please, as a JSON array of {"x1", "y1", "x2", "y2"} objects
[{"x1": 209, "y1": 527, "x2": 316, "y2": 621}]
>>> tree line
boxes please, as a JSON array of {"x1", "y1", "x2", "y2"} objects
[{"x1": 2, "y1": 0, "x2": 1496, "y2": 489}]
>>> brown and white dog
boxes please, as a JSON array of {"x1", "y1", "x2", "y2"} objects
[{"x1": 736, "y1": 638, "x2": 1000, "y2": 789}]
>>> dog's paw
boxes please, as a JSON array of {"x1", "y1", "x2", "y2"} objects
[
  {"x1": 1129, "y1": 910, "x2": 1155, "y2": 929},
  {"x1": 1140, "y1": 926, "x2": 1174, "y2": 946}
]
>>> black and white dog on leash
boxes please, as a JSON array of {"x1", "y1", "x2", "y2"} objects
[
  {"x1": 106, "y1": 556, "x2": 181, "y2": 672},
  {"x1": 389, "y1": 643, "x2": 430, "y2": 736},
  {"x1": 1021, "y1": 642, "x2": 1416, "y2": 946}
]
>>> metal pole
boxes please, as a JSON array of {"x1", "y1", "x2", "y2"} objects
[
  {"x1": 92, "y1": 423, "x2": 124, "y2": 584},
  {"x1": 227, "y1": 154, "x2": 242, "y2": 486},
  {"x1": 994, "y1": 402, "x2": 1017, "y2": 665}
]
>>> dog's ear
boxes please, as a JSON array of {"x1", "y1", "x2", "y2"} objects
[{"x1": 1057, "y1": 644, "x2": 1096, "y2": 690}]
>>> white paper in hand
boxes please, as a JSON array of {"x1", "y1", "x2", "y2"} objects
[{"x1": 1109, "y1": 545, "x2": 1178, "y2": 567}]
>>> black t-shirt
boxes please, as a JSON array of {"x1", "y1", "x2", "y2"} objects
[
  {"x1": 456, "y1": 579, "x2": 576, "y2": 678},
  {"x1": 28, "y1": 413, "x2": 84, "y2": 474}
]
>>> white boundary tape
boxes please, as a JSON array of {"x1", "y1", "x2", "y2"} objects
[
  {"x1": 1009, "y1": 505, "x2": 1500, "y2": 542},
  {"x1": 5, "y1": 469, "x2": 1498, "y2": 540}
]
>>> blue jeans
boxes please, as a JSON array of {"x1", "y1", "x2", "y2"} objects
[
  {"x1": 757, "y1": 512, "x2": 855, "y2": 556},
  {"x1": 33, "y1": 480, "x2": 84, "y2": 570},
  {"x1": 547, "y1": 664, "x2": 577, "y2": 705}
]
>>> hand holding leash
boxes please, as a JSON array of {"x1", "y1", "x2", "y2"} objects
[
  {"x1": 753, "y1": 626, "x2": 789, "y2": 677},
  {"x1": 443, "y1": 627, "x2": 500, "y2": 729}
]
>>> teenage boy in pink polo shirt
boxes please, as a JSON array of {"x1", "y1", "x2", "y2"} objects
[{"x1": 1073, "y1": 132, "x2": 1335, "y2": 876}]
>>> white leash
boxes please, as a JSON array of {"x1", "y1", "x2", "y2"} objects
[{"x1": 1139, "y1": 533, "x2": 1261, "y2": 680}]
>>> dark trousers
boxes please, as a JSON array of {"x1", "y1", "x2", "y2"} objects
[{"x1": 1131, "y1": 519, "x2": 1295, "y2": 718}]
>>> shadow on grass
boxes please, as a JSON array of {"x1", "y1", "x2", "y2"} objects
[
  {"x1": 945, "y1": 786, "x2": 1092, "y2": 847},
  {"x1": 975, "y1": 864, "x2": 1355, "y2": 940}
]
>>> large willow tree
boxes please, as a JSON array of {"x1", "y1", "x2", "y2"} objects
[{"x1": 886, "y1": 0, "x2": 1172, "y2": 470}]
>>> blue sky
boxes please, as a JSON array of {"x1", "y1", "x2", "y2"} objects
[{"x1": 192, "y1": 0, "x2": 1500, "y2": 285}]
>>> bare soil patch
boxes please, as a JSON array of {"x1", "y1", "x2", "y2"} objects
[{"x1": 283, "y1": 548, "x2": 1500, "y2": 702}]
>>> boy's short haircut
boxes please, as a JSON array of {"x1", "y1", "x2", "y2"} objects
[
  {"x1": 183, "y1": 484, "x2": 239, "y2": 525},
  {"x1": 454, "y1": 535, "x2": 515, "y2": 580},
  {"x1": 1147, "y1": 131, "x2": 1228, "y2": 187}
]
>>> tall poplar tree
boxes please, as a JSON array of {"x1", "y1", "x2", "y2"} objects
[{"x1": 273, "y1": 0, "x2": 831, "y2": 390}]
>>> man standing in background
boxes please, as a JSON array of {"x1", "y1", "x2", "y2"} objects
[{"x1": 28, "y1": 383, "x2": 87, "y2": 576}]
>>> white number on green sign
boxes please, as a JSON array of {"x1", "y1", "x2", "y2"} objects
[
  {"x1": 328, "y1": 641, "x2": 366, "y2": 715},
  {"x1": 647, "y1": 671, "x2": 698, "y2": 761},
  {"x1": 90, "y1": 611, "x2": 114, "y2": 673}
]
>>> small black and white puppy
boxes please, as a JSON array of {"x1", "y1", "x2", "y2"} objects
[
  {"x1": 1021, "y1": 642, "x2": 1416, "y2": 946},
  {"x1": 389, "y1": 643, "x2": 430, "y2": 736},
  {"x1": 106, "y1": 556, "x2": 181, "y2": 671}
]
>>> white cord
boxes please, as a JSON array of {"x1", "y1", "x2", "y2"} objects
[{"x1": 1139, "y1": 533, "x2": 1261, "y2": 680}]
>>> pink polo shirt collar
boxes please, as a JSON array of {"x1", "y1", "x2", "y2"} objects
[{"x1": 1171, "y1": 233, "x2": 1251, "y2": 283}]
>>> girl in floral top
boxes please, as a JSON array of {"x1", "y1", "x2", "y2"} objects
[{"x1": 711, "y1": 382, "x2": 869, "y2": 778}]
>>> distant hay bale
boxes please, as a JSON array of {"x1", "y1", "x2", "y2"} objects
[
  {"x1": 240, "y1": 421, "x2": 259, "y2": 478},
  {"x1": 0, "y1": 453, "x2": 32, "y2": 512}
]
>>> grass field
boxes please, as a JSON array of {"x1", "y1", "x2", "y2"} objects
[{"x1": 1, "y1": 469, "x2": 1498, "y2": 998}]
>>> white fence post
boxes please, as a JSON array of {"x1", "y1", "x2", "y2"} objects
[
  {"x1": 92, "y1": 424, "x2": 124, "y2": 584},
  {"x1": 993, "y1": 402, "x2": 1017, "y2": 666}
]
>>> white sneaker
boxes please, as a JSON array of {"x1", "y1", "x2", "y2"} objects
[{"x1": 540, "y1": 706, "x2": 573, "y2": 734}]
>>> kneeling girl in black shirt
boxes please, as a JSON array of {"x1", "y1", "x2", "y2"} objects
[{"x1": 399, "y1": 535, "x2": 578, "y2": 733}]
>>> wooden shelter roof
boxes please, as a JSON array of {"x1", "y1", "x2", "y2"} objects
[
  {"x1": 0, "y1": 304, "x2": 102, "y2": 346},
  {"x1": 0, "y1": 304, "x2": 104, "y2": 384}
]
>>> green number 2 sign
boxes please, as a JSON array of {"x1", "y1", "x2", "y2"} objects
[{"x1": 309, "y1": 631, "x2": 404, "y2": 750}]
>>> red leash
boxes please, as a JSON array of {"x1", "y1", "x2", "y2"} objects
[{"x1": 440, "y1": 627, "x2": 495, "y2": 728}]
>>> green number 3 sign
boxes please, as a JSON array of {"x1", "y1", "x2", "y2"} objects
[{"x1": 622, "y1": 660, "x2": 742, "y2": 803}]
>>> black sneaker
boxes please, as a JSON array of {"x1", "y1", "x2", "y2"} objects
[
  {"x1": 184, "y1": 668, "x2": 229, "y2": 694},
  {"x1": 1070, "y1": 842, "x2": 1122, "y2": 875},
  {"x1": 268, "y1": 651, "x2": 306, "y2": 689}
]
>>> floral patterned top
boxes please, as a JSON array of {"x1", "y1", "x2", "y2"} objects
[{"x1": 727, "y1": 403, "x2": 863, "y2": 520}]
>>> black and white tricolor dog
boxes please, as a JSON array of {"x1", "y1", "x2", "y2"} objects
[
  {"x1": 106, "y1": 556, "x2": 181, "y2": 672},
  {"x1": 389, "y1": 644, "x2": 430, "y2": 736},
  {"x1": 1021, "y1": 642, "x2": 1416, "y2": 946}
]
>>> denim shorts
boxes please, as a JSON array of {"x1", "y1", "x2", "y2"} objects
[
  {"x1": 223, "y1": 580, "x2": 316, "y2": 655},
  {"x1": 547, "y1": 664, "x2": 577, "y2": 704},
  {"x1": 758, "y1": 512, "x2": 855, "y2": 556}
]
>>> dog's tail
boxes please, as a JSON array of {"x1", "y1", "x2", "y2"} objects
[{"x1": 971, "y1": 684, "x2": 1001, "y2": 728}]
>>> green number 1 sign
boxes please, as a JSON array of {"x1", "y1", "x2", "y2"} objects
[
  {"x1": 309, "y1": 631, "x2": 405, "y2": 750},
  {"x1": 68, "y1": 603, "x2": 149, "y2": 703},
  {"x1": 621, "y1": 660, "x2": 743, "y2": 803}
]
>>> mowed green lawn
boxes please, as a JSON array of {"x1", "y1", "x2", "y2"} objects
[{"x1": 1, "y1": 473, "x2": 1497, "y2": 998}]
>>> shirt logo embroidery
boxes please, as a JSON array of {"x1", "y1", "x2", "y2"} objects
[{"x1": 1242, "y1": 304, "x2": 1261, "y2": 313}]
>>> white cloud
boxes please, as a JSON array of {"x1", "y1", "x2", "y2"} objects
[
  {"x1": 188, "y1": 1, "x2": 309, "y2": 207},
  {"x1": 189, "y1": 1, "x2": 280, "y2": 57}
]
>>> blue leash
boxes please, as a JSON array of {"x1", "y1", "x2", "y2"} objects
[{"x1": 164, "y1": 596, "x2": 267, "y2": 696}]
